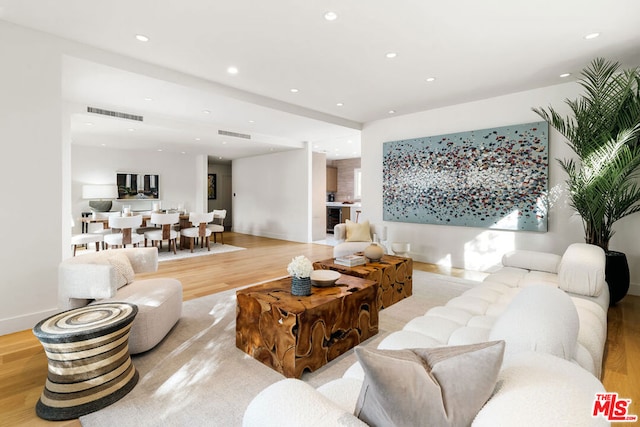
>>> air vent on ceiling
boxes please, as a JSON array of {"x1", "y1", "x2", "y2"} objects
[
  {"x1": 218, "y1": 129, "x2": 251, "y2": 140},
  {"x1": 87, "y1": 106, "x2": 144, "y2": 122}
]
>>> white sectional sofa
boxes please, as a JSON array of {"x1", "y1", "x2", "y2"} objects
[{"x1": 244, "y1": 243, "x2": 610, "y2": 426}]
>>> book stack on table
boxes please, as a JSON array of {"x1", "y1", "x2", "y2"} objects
[{"x1": 334, "y1": 254, "x2": 366, "y2": 267}]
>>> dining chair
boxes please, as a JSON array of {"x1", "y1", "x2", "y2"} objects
[
  {"x1": 144, "y1": 212, "x2": 180, "y2": 254},
  {"x1": 104, "y1": 215, "x2": 144, "y2": 249},
  {"x1": 180, "y1": 212, "x2": 214, "y2": 253},
  {"x1": 207, "y1": 209, "x2": 227, "y2": 244},
  {"x1": 70, "y1": 217, "x2": 103, "y2": 256}
]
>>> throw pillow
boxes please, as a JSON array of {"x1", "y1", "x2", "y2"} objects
[
  {"x1": 345, "y1": 220, "x2": 372, "y2": 242},
  {"x1": 105, "y1": 252, "x2": 136, "y2": 289},
  {"x1": 354, "y1": 341, "x2": 505, "y2": 427}
]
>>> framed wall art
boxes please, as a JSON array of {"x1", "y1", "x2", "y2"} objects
[
  {"x1": 382, "y1": 121, "x2": 549, "y2": 232},
  {"x1": 116, "y1": 173, "x2": 159, "y2": 200},
  {"x1": 208, "y1": 173, "x2": 217, "y2": 200}
]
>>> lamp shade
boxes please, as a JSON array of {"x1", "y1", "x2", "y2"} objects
[{"x1": 82, "y1": 185, "x2": 118, "y2": 199}]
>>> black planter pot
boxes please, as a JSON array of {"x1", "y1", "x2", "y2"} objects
[{"x1": 605, "y1": 251, "x2": 630, "y2": 306}]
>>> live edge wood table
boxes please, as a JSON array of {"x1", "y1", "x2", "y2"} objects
[
  {"x1": 236, "y1": 275, "x2": 378, "y2": 378},
  {"x1": 313, "y1": 254, "x2": 413, "y2": 310}
]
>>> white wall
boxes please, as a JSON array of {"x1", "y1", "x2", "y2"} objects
[
  {"x1": 72, "y1": 145, "x2": 202, "y2": 231},
  {"x1": 362, "y1": 81, "x2": 640, "y2": 295},
  {"x1": 0, "y1": 22, "x2": 64, "y2": 334},
  {"x1": 312, "y1": 152, "x2": 327, "y2": 241},
  {"x1": 233, "y1": 148, "x2": 311, "y2": 242}
]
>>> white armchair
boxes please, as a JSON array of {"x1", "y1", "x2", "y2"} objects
[
  {"x1": 58, "y1": 247, "x2": 182, "y2": 354},
  {"x1": 333, "y1": 220, "x2": 385, "y2": 258}
]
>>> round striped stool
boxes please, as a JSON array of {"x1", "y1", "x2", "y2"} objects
[{"x1": 33, "y1": 303, "x2": 139, "y2": 420}]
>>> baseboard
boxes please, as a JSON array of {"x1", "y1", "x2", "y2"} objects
[{"x1": 0, "y1": 307, "x2": 60, "y2": 336}]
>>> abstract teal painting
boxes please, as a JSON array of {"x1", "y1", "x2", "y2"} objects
[{"x1": 383, "y1": 121, "x2": 548, "y2": 232}]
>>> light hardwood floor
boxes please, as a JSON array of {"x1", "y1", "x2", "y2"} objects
[{"x1": 1, "y1": 232, "x2": 638, "y2": 426}]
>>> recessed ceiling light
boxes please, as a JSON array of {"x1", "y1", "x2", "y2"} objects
[
  {"x1": 560, "y1": 73, "x2": 571, "y2": 78},
  {"x1": 144, "y1": 97, "x2": 153, "y2": 101},
  {"x1": 290, "y1": 88, "x2": 299, "y2": 93},
  {"x1": 127, "y1": 128, "x2": 135, "y2": 132},
  {"x1": 195, "y1": 137, "x2": 201, "y2": 141},
  {"x1": 248, "y1": 120, "x2": 255, "y2": 123},
  {"x1": 135, "y1": 34, "x2": 149, "y2": 42},
  {"x1": 385, "y1": 52, "x2": 397, "y2": 59},
  {"x1": 388, "y1": 110, "x2": 396, "y2": 114},
  {"x1": 101, "y1": 143, "x2": 106, "y2": 147},
  {"x1": 157, "y1": 149, "x2": 163, "y2": 152},
  {"x1": 202, "y1": 109, "x2": 211, "y2": 114},
  {"x1": 324, "y1": 11, "x2": 338, "y2": 21},
  {"x1": 85, "y1": 122, "x2": 93, "y2": 126},
  {"x1": 347, "y1": 140, "x2": 353, "y2": 144},
  {"x1": 426, "y1": 77, "x2": 436, "y2": 82},
  {"x1": 222, "y1": 141, "x2": 227, "y2": 145},
  {"x1": 218, "y1": 156, "x2": 223, "y2": 160},
  {"x1": 584, "y1": 32, "x2": 600, "y2": 40},
  {"x1": 227, "y1": 66, "x2": 239, "y2": 75},
  {"x1": 336, "y1": 102, "x2": 344, "y2": 107},
  {"x1": 181, "y1": 151, "x2": 186, "y2": 154}
]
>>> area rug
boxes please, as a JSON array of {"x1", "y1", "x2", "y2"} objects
[
  {"x1": 79, "y1": 270, "x2": 479, "y2": 426},
  {"x1": 154, "y1": 243, "x2": 245, "y2": 262}
]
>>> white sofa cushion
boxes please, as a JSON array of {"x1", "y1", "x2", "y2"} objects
[
  {"x1": 489, "y1": 285, "x2": 579, "y2": 361},
  {"x1": 558, "y1": 243, "x2": 606, "y2": 297},
  {"x1": 472, "y1": 352, "x2": 608, "y2": 426},
  {"x1": 243, "y1": 378, "x2": 366, "y2": 427},
  {"x1": 501, "y1": 249, "x2": 562, "y2": 273}
]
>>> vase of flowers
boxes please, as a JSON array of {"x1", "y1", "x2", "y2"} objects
[{"x1": 287, "y1": 255, "x2": 313, "y2": 296}]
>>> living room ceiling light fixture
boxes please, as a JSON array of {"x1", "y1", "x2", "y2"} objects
[
  {"x1": 385, "y1": 52, "x2": 397, "y2": 59},
  {"x1": 227, "y1": 66, "x2": 239, "y2": 75},
  {"x1": 584, "y1": 32, "x2": 600, "y2": 39},
  {"x1": 290, "y1": 88, "x2": 299, "y2": 93},
  {"x1": 426, "y1": 77, "x2": 436, "y2": 82},
  {"x1": 324, "y1": 11, "x2": 337, "y2": 21},
  {"x1": 336, "y1": 102, "x2": 344, "y2": 107},
  {"x1": 135, "y1": 34, "x2": 149, "y2": 42}
]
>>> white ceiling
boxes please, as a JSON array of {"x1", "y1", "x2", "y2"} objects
[{"x1": 1, "y1": 0, "x2": 640, "y2": 161}]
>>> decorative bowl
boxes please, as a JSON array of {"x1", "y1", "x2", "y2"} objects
[{"x1": 310, "y1": 270, "x2": 341, "y2": 287}]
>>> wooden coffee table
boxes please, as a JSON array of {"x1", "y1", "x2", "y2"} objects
[
  {"x1": 313, "y1": 254, "x2": 413, "y2": 309},
  {"x1": 236, "y1": 275, "x2": 378, "y2": 378}
]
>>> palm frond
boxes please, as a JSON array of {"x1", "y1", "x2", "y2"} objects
[{"x1": 534, "y1": 58, "x2": 640, "y2": 250}]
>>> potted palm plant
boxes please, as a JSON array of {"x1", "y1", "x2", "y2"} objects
[{"x1": 533, "y1": 58, "x2": 640, "y2": 304}]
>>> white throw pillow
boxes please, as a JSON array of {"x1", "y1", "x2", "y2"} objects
[
  {"x1": 557, "y1": 243, "x2": 606, "y2": 297},
  {"x1": 489, "y1": 285, "x2": 579, "y2": 361}
]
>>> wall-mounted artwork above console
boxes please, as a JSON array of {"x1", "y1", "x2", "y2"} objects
[{"x1": 116, "y1": 173, "x2": 159, "y2": 200}]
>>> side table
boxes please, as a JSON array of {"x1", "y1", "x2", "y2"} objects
[
  {"x1": 32, "y1": 303, "x2": 139, "y2": 420},
  {"x1": 313, "y1": 254, "x2": 413, "y2": 309}
]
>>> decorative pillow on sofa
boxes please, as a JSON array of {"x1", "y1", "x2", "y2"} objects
[
  {"x1": 354, "y1": 341, "x2": 505, "y2": 427},
  {"x1": 105, "y1": 252, "x2": 136, "y2": 289},
  {"x1": 557, "y1": 243, "x2": 606, "y2": 297},
  {"x1": 489, "y1": 285, "x2": 579, "y2": 361},
  {"x1": 345, "y1": 220, "x2": 372, "y2": 242}
]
